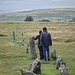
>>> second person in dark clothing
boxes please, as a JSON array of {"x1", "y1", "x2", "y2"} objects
[
  {"x1": 32, "y1": 30, "x2": 44, "y2": 60},
  {"x1": 40, "y1": 27, "x2": 52, "y2": 61}
]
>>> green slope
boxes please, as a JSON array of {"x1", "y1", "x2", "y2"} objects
[{"x1": 0, "y1": 8, "x2": 75, "y2": 21}]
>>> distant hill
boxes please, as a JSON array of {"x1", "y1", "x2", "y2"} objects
[{"x1": 0, "y1": 8, "x2": 75, "y2": 22}]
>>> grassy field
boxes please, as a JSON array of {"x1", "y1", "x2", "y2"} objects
[{"x1": 0, "y1": 22, "x2": 75, "y2": 75}]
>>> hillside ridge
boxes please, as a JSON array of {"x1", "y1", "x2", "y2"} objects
[{"x1": 0, "y1": 8, "x2": 75, "y2": 21}]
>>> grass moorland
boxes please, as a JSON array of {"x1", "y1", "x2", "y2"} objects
[
  {"x1": 0, "y1": 22, "x2": 75, "y2": 75},
  {"x1": 0, "y1": 8, "x2": 75, "y2": 21}
]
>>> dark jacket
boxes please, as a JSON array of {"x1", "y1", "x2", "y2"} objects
[
  {"x1": 40, "y1": 31, "x2": 52, "y2": 47},
  {"x1": 33, "y1": 35, "x2": 41, "y2": 47}
]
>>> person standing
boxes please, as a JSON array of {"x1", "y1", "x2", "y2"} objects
[
  {"x1": 32, "y1": 30, "x2": 44, "y2": 60},
  {"x1": 40, "y1": 27, "x2": 52, "y2": 61}
]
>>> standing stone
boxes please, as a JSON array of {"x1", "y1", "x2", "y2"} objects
[
  {"x1": 20, "y1": 69, "x2": 36, "y2": 75},
  {"x1": 12, "y1": 31, "x2": 16, "y2": 42},
  {"x1": 21, "y1": 38, "x2": 25, "y2": 42},
  {"x1": 51, "y1": 48, "x2": 56, "y2": 60},
  {"x1": 28, "y1": 58, "x2": 41, "y2": 74},
  {"x1": 59, "y1": 65, "x2": 69, "y2": 75},
  {"x1": 19, "y1": 42, "x2": 24, "y2": 46},
  {"x1": 16, "y1": 41, "x2": 19, "y2": 44},
  {"x1": 56, "y1": 56, "x2": 62, "y2": 69},
  {"x1": 29, "y1": 37, "x2": 37, "y2": 59},
  {"x1": 15, "y1": 31, "x2": 17, "y2": 36},
  {"x1": 21, "y1": 33, "x2": 23, "y2": 37},
  {"x1": 25, "y1": 42, "x2": 30, "y2": 53},
  {"x1": 26, "y1": 47, "x2": 28, "y2": 53}
]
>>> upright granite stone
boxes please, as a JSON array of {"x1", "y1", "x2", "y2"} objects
[
  {"x1": 56, "y1": 56, "x2": 62, "y2": 69},
  {"x1": 12, "y1": 31, "x2": 16, "y2": 42},
  {"x1": 20, "y1": 69, "x2": 36, "y2": 75},
  {"x1": 21, "y1": 33, "x2": 23, "y2": 37},
  {"x1": 51, "y1": 48, "x2": 56, "y2": 60},
  {"x1": 26, "y1": 47, "x2": 28, "y2": 53},
  {"x1": 59, "y1": 64, "x2": 69, "y2": 75},
  {"x1": 28, "y1": 58, "x2": 41, "y2": 74},
  {"x1": 25, "y1": 42, "x2": 29, "y2": 53},
  {"x1": 21, "y1": 38, "x2": 25, "y2": 42},
  {"x1": 29, "y1": 37, "x2": 37, "y2": 59}
]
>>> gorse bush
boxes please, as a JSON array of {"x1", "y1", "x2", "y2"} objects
[
  {"x1": 39, "y1": 19, "x2": 50, "y2": 22},
  {"x1": 24, "y1": 16, "x2": 34, "y2": 21}
]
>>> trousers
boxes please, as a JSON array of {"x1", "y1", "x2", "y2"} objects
[
  {"x1": 38, "y1": 46, "x2": 44, "y2": 59},
  {"x1": 43, "y1": 46, "x2": 50, "y2": 61}
]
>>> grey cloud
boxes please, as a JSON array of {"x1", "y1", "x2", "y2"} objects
[{"x1": 0, "y1": 0, "x2": 75, "y2": 14}]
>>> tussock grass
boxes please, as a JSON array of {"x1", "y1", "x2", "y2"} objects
[{"x1": 0, "y1": 22, "x2": 75, "y2": 75}]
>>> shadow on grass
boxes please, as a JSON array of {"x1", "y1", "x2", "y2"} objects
[{"x1": 0, "y1": 34, "x2": 7, "y2": 37}]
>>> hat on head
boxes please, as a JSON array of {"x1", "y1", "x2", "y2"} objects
[
  {"x1": 39, "y1": 30, "x2": 42, "y2": 35},
  {"x1": 43, "y1": 27, "x2": 47, "y2": 31}
]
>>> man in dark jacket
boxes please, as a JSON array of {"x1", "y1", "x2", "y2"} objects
[
  {"x1": 32, "y1": 30, "x2": 44, "y2": 60},
  {"x1": 40, "y1": 27, "x2": 52, "y2": 61}
]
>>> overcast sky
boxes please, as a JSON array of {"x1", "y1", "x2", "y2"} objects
[{"x1": 0, "y1": 0, "x2": 75, "y2": 14}]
